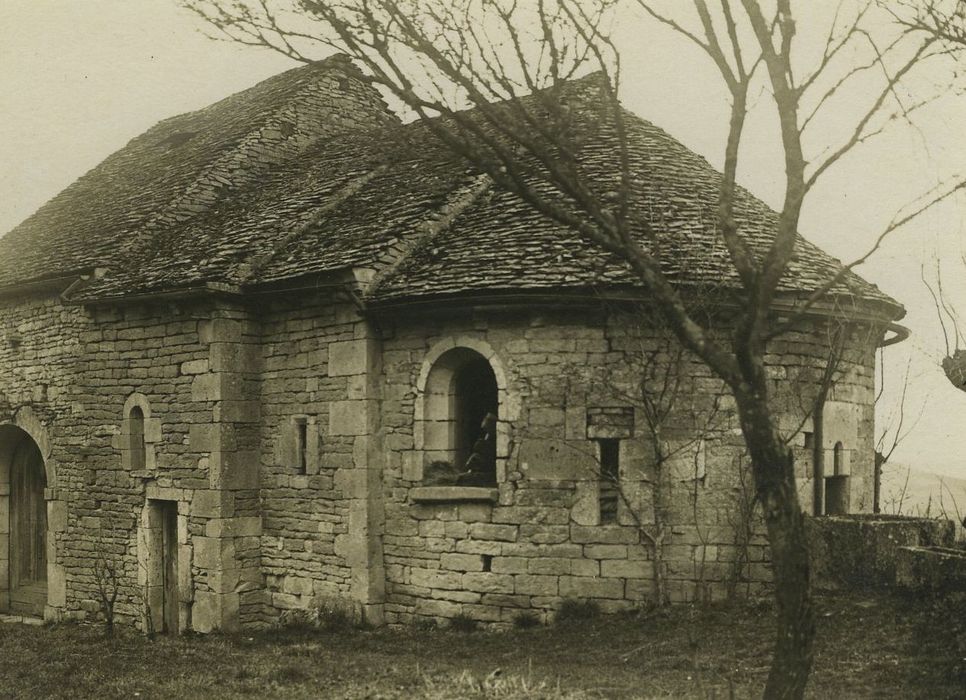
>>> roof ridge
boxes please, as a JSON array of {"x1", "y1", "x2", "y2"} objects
[
  {"x1": 95, "y1": 60, "x2": 396, "y2": 284},
  {"x1": 116, "y1": 76, "x2": 345, "y2": 252},
  {"x1": 365, "y1": 173, "x2": 492, "y2": 297},
  {"x1": 237, "y1": 164, "x2": 390, "y2": 284}
]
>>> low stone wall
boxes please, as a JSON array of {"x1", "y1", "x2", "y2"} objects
[
  {"x1": 806, "y1": 515, "x2": 955, "y2": 590},
  {"x1": 895, "y1": 546, "x2": 966, "y2": 592}
]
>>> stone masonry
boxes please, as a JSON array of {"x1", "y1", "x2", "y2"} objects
[{"x1": 0, "y1": 59, "x2": 900, "y2": 631}]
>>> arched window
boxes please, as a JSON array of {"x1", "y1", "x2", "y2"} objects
[
  {"x1": 420, "y1": 347, "x2": 499, "y2": 486},
  {"x1": 832, "y1": 441, "x2": 844, "y2": 476},
  {"x1": 129, "y1": 406, "x2": 146, "y2": 471},
  {"x1": 453, "y1": 355, "x2": 498, "y2": 470}
]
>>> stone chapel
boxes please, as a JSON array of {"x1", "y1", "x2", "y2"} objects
[{"x1": 0, "y1": 55, "x2": 904, "y2": 631}]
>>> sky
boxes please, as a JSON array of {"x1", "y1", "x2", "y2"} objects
[{"x1": 1, "y1": 0, "x2": 965, "y2": 477}]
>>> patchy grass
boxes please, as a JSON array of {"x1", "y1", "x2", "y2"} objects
[
  {"x1": 555, "y1": 599, "x2": 602, "y2": 625},
  {"x1": 0, "y1": 590, "x2": 963, "y2": 698}
]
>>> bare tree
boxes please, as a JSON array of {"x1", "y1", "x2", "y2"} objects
[
  {"x1": 576, "y1": 304, "x2": 728, "y2": 608},
  {"x1": 891, "y1": 1, "x2": 966, "y2": 394},
  {"x1": 181, "y1": 1, "x2": 963, "y2": 695},
  {"x1": 872, "y1": 348, "x2": 925, "y2": 513}
]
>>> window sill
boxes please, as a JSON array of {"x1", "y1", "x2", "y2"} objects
[{"x1": 411, "y1": 486, "x2": 499, "y2": 504}]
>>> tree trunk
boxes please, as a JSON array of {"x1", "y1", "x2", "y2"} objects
[
  {"x1": 734, "y1": 389, "x2": 815, "y2": 699},
  {"x1": 651, "y1": 528, "x2": 668, "y2": 608}
]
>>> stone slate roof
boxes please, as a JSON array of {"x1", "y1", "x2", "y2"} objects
[
  {"x1": 0, "y1": 60, "x2": 901, "y2": 318},
  {"x1": 0, "y1": 54, "x2": 397, "y2": 291}
]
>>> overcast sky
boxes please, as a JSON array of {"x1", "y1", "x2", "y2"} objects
[{"x1": 1, "y1": 0, "x2": 964, "y2": 478}]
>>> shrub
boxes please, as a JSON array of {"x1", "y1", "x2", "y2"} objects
[
  {"x1": 512, "y1": 611, "x2": 542, "y2": 629},
  {"x1": 449, "y1": 613, "x2": 480, "y2": 633},
  {"x1": 414, "y1": 616, "x2": 438, "y2": 631},
  {"x1": 555, "y1": 599, "x2": 601, "y2": 624},
  {"x1": 275, "y1": 601, "x2": 356, "y2": 632}
]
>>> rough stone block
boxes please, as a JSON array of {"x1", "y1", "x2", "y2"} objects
[
  {"x1": 527, "y1": 558, "x2": 572, "y2": 575},
  {"x1": 558, "y1": 575, "x2": 624, "y2": 599},
  {"x1": 180, "y1": 359, "x2": 209, "y2": 375},
  {"x1": 571, "y1": 482, "x2": 599, "y2": 526},
  {"x1": 328, "y1": 339, "x2": 369, "y2": 376},
  {"x1": 571, "y1": 559, "x2": 600, "y2": 577},
  {"x1": 491, "y1": 556, "x2": 528, "y2": 574},
  {"x1": 47, "y1": 564, "x2": 67, "y2": 607},
  {"x1": 455, "y1": 540, "x2": 502, "y2": 555},
  {"x1": 514, "y1": 574, "x2": 558, "y2": 596},
  {"x1": 519, "y1": 439, "x2": 596, "y2": 481},
  {"x1": 205, "y1": 516, "x2": 262, "y2": 538},
  {"x1": 193, "y1": 536, "x2": 235, "y2": 570},
  {"x1": 192, "y1": 591, "x2": 217, "y2": 633},
  {"x1": 584, "y1": 544, "x2": 628, "y2": 559},
  {"x1": 440, "y1": 553, "x2": 485, "y2": 572},
  {"x1": 601, "y1": 559, "x2": 649, "y2": 578},
  {"x1": 199, "y1": 318, "x2": 243, "y2": 344},
  {"x1": 570, "y1": 525, "x2": 639, "y2": 545},
  {"x1": 416, "y1": 599, "x2": 461, "y2": 618},
  {"x1": 329, "y1": 400, "x2": 369, "y2": 436},
  {"x1": 468, "y1": 523, "x2": 518, "y2": 542},
  {"x1": 191, "y1": 374, "x2": 222, "y2": 402},
  {"x1": 192, "y1": 490, "x2": 234, "y2": 518},
  {"x1": 481, "y1": 593, "x2": 530, "y2": 608},
  {"x1": 47, "y1": 500, "x2": 67, "y2": 533},
  {"x1": 214, "y1": 400, "x2": 260, "y2": 423},
  {"x1": 411, "y1": 568, "x2": 462, "y2": 590},
  {"x1": 462, "y1": 572, "x2": 514, "y2": 594}
]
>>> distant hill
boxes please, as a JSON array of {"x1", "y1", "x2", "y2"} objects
[{"x1": 879, "y1": 463, "x2": 966, "y2": 527}]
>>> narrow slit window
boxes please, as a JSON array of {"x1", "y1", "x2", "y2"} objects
[
  {"x1": 130, "y1": 406, "x2": 146, "y2": 471},
  {"x1": 598, "y1": 439, "x2": 620, "y2": 524},
  {"x1": 295, "y1": 418, "x2": 308, "y2": 474}
]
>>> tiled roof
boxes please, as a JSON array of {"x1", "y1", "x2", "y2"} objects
[
  {"x1": 1, "y1": 63, "x2": 902, "y2": 318},
  {"x1": 0, "y1": 54, "x2": 397, "y2": 291}
]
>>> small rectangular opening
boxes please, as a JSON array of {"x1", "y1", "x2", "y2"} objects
[
  {"x1": 481, "y1": 554, "x2": 493, "y2": 572},
  {"x1": 598, "y1": 439, "x2": 620, "y2": 524},
  {"x1": 295, "y1": 418, "x2": 308, "y2": 474},
  {"x1": 803, "y1": 432, "x2": 815, "y2": 450}
]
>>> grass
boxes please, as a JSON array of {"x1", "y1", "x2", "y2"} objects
[
  {"x1": 555, "y1": 599, "x2": 602, "y2": 624},
  {"x1": 0, "y1": 589, "x2": 963, "y2": 699}
]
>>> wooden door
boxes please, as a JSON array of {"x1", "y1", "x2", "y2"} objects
[
  {"x1": 160, "y1": 501, "x2": 178, "y2": 633},
  {"x1": 9, "y1": 438, "x2": 47, "y2": 616}
]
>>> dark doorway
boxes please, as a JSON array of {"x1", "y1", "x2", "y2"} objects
[
  {"x1": 9, "y1": 435, "x2": 47, "y2": 617},
  {"x1": 453, "y1": 355, "x2": 498, "y2": 471},
  {"x1": 146, "y1": 500, "x2": 179, "y2": 634}
]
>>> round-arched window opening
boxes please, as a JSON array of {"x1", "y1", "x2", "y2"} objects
[
  {"x1": 129, "y1": 406, "x2": 146, "y2": 471},
  {"x1": 420, "y1": 347, "x2": 500, "y2": 487},
  {"x1": 453, "y1": 355, "x2": 498, "y2": 470},
  {"x1": 833, "y1": 441, "x2": 844, "y2": 476}
]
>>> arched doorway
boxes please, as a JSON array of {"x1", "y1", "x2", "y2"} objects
[{"x1": 1, "y1": 427, "x2": 47, "y2": 616}]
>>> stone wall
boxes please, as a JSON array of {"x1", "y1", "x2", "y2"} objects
[
  {"x1": 0, "y1": 286, "x2": 883, "y2": 631},
  {"x1": 255, "y1": 289, "x2": 384, "y2": 625},
  {"x1": 808, "y1": 515, "x2": 955, "y2": 590},
  {"x1": 0, "y1": 292, "x2": 268, "y2": 631},
  {"x1": 376, "y1": 304, "x2": 880, "y2": 626}
]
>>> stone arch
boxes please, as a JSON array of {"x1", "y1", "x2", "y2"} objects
[
  {"x1": 0, "y1": 413, "x2": 59, "y2": 618},
  {"x1": 413, "y1": 337, "x2": 513, "y2": 483},
  {"x1": 5, "y1": 406, "x2": 54, "y2": 485}
]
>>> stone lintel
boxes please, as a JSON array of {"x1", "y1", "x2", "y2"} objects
[{"x1": 411, "y1": 486, "x2": 500, "y2": 504}]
